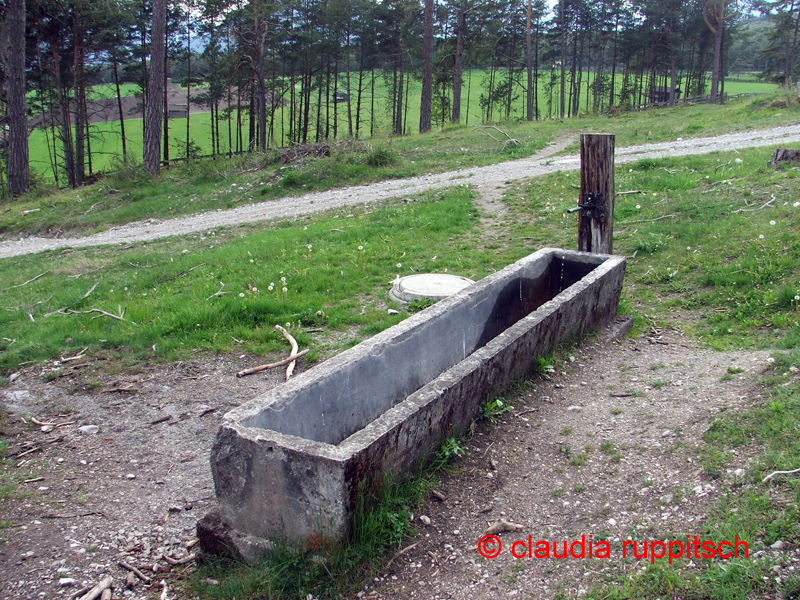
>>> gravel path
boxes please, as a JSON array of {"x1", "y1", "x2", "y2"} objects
[{"x1": 2, "y1": 124, "x2": 799, "y2": 260}]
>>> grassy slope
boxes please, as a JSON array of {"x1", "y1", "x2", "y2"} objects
[{"x1": 5, "y1": 90, "x2": 797, "y2": 239}]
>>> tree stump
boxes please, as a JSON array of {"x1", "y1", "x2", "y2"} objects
[{"x1": 768, "y1": 149, "x2": 800, "y2": 166}]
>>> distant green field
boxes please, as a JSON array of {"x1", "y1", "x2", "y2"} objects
[{"x1": 27, "y1": 71, "x2": 777, "y2": 182}]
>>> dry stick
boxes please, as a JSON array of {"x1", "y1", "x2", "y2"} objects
[
  {"x1": 206, "y1": 283, "x2": 229, "y2": 301},
  {"x1": 69, "y1": 586, "x2": 93, "y2": 600},
  {"x1": 617, "y1": 190, "x2": 646, "y2": 195},
  {"x1": 83, "y1": 282, "x2": 100, "y2": 299},
  {"x1": 385, "y1": 542, "x2": 419, "y2": 569},
  {"x1": 235, "y1": 349, "x2": 309, "y2": 378},
  {"x1": 732, "y1": 196, "x2": 776, "y2": 214},
  {"x1": 618, "y1": 213, "x2": 678, "y2": 225},
  {"x1": 275, "y1": 325, "x2": 299, "y2": 380},
  {"x1": 61, "y1": 347, "x2": 89, "y2": 363},
  {"x1": 31, "y1": 417, "x2": 56, "y2": 427},
  {"x1": 118, "y1": 561, "x2": 152, "y2": 585},
  {"x1": 762, "y1": 467, "x2": 800, "y2": 483},
  {"x1": 77, "y1": 575, "x2": 113, "y2": 600},
  {"x1": 3, "y1": 271, "x2": 48, "y2": 291},
  {"x1": 99, "y1": 589, "x2": 112, "y2": 600},
  {"x1": 45, "y1": 307, "x2": 136, "y2": 325},
  {"x1": 162, "y1": 552, "x2": 196, "y2": 566}
]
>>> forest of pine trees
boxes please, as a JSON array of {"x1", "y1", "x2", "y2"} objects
[{"x1": 0, "y1": 0, "x2": 797, "y2": 197}]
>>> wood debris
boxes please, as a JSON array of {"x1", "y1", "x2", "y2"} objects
[
  {"x1": 118, "y1": 561, "x2": 151, "y2": 585},
  {"x1": 235, "y1": 349, "x2": 309, "y2": 377},
  {"x1": 76, "y1": 575, "x2": 113, "y2": 600},
  {"x1": 275, "y1": 324, "x2": 299, "y2": 380},
  {"x1": 484, "y1": 518, "x2": 524, "y2": 535}
]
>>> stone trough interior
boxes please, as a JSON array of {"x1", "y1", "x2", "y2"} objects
[{"x1": 240, "y1": 254, "x2": 597, "y2": 447}]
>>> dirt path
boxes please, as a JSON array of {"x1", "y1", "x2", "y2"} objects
[{"x1": 3, "y1": 124, "x2": 800, "y2": 260}]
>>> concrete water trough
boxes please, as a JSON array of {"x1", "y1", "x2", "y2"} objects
[{"x1": 199, "y1": 248, "x2": 626, "y2": 561}]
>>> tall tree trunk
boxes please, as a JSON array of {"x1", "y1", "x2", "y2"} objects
[
  {"x1": 144, "y1": 0, "x2": 167, "y2": 175},
  {"x1": 560, "y1": 0, "x2": 566, "y2": 118},
  {"x1": 73, "y1": 19, "x2": 85, "y2": 187},
  {"x1": 526, "y1": 0, "x2": 533, "y2": 121},
  {"x1": 394, "y1": 54, "x2": 404, "y2": 135},
  {"x1": 112, "y1": 52, "x2": 129, "y2": 163},
  {"x1": 4, "y1": 0, "x2": 29, "y2": 196},
  {"x1": 451, "y1": 0, "x2": 467, "y2": 123},
  {"x1": 50, "y1": 42, "x2": 76, "y2": 189},
  {"x1": 163, "y1": 45, "x2": 169, "y2": 166},
  {"x1": 419, "y1": 0, "x2": 434, "y2": 133},
  {"x1": 186, "y1": 16, "x2": 191, "y2": 159},
  {"x1": 704, "y1": 0, "x2": 726, "y2": 104}
]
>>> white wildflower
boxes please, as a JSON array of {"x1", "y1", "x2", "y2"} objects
[
  {"x1": 636, "y1": 204, "x2": 641, "y2": 209},
  {"x1": 239, "y1": 293, "x2": 245, "y2": 297},
  {"x1": 770, "y1": 220, "x2": 776, "y2": 226},
  {"x1": 396, "y1": 263, "x2": 402, "y2": 268},
  {"x1": 283, "y1": 287, "x2": 288, "y2": 292},
  {"x1": 759, "y1": 234, "x2": 765, "y2": 239}
]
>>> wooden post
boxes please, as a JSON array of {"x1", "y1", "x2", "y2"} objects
[{"x1": 577, "y1": 134, "x2": 615, "y2": 254}]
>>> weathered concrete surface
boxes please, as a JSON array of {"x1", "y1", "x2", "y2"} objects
[{"x1": 202, "y1": 248, "x2": 626, "y2": 561}]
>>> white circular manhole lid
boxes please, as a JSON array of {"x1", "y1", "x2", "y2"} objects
[{"x1": 389, "y1": 273, "x2": 475, "y2": 304}]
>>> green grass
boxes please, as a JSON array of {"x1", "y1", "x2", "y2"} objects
[{"x1": 0, "y1": 187, "x2": 505, "y2": 374}]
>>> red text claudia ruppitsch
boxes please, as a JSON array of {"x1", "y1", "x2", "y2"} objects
[{"x1": 477, "y1": 534, "x2": 749, "y2": 564}]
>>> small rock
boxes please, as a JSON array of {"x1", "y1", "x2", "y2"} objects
[
  {"x1": 771, "y1": 541, "x2": 785, "y2": 550},
  {"x1": 58, "y1": 578, "x2": 76, "y2": 587},
  {"x1": 661, "y1": 430, "x2": 672, "y2": 437},
  {"x1": 126, "y1": 474, "x2": 136, "y2": 480},
  {"x1": 387, "y1": 309, "x2": 400, "y2": 315},
  {"x1": 660, "y1": 494, "x2": 673, "y2": 504},
  {"x1": 40, "y1": 425, "x2": 53, "y2": 433},
  {"x1": 489, "y1": 459, "x2": 498, "y2": 471},
  {"x1": 566, "y1": 405, "x2": 582, "y2": 412},
  {"x1": 607, "y1": 518, "x2": 617, "y2": 527},
  {"x1": 733, "y1": 468, "x2": 745, "y2": 477},
  {"x1": 168, "y1": 506, "x2": 182, "y2": 513},
  {"x1": 78, "y1": 425, "x2": 100, "y2": 435},
  {"x1": 420, "y1": 515, "x2": 431, "y2": 526},
  {"x1": 203, "y1": 578, "x2": 220, "y2": 586}
]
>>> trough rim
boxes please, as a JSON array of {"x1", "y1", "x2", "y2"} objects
[{"x1": 218, "y1": 248, "x2": 625, "y2": 463}]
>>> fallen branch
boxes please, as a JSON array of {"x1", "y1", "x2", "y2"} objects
[
  {"x1": 76, "y1": 575, "x2": 113, "y2": 600},
  {"x1": 31, "y1": 417, "x2": 55, "y2": 427},
  {"x1": 60, "y1": 347, "x2": 89, "y2": 363},
  {"x1": 162, "y1": 552, "x2": 196, "y2": 566},
  {"x1": 150, "y1": 415, "x2": 172, "y2": 425},
  {"x1": 275, "y1": 325, "x2": 299, "y2": 380},
  {"x1": 83, "y1": 282, "x2": 100, "y2": 299},
  {"x1": 3, "y1": 271, "x2": 48, "y2": 291},
  {"x1": 235, "y1": 349, "x2": 309, "y2": 377},
  {"x1": 762, "y1": 467, "x2": 800, "y2": 483},
  {"x1": 118, "y1": 561, "x2": 152, "y2": 585},
  {"x1": 732, "y1": 195, "x2": 776, "y2": 214},
  {"x1": 617, "y1": 190, "x2": 645, "y2": 195},
  {"x1": 101, "y1": 385, "x2": 139, "y2": 394},
  {"x1": 473, "y1": 125, "x2": 521, "y2": 149},
  {"x1": 385, "y1": 542, "x2": 419, "y2": 569},
  {"x1": 45, "y1": 306, "x2": 136, "y2": 325},
  {"x1": 484, "y1": 518, "x2": 524, "y2": 535},
  {"x1": 43, "y1": 511, "x2": 108, "y2": 519},
  {"x1": 618, "y1": 213, "x2": 678, "y2": 225},
  {"x1": 206, "y1": 282, "x2": 230, "y2": 301}
]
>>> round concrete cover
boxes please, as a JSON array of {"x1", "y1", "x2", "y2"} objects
[{"x1": 390, "y1": 273, "x2": 475, "y2": 304}]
